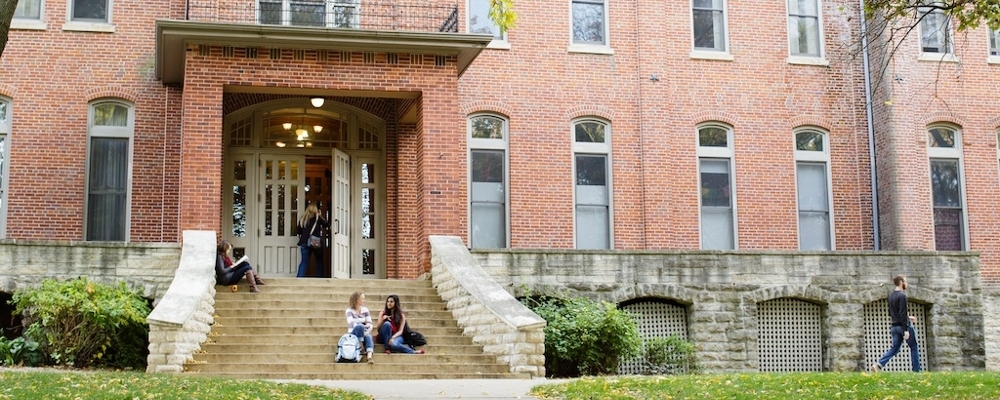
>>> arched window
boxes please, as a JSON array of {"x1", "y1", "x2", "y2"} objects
[
  {"x1": 794, "y1": 128, "x2": 833, "y2": 250},
  {"x1": 468, "y1": 114, "x2": 509, "y2": 249},
  {"x1": 85, "y1": 99, "x2": 134, "y2": 241},
  {"x1": 573, "y1": 118, "x2": 612, "y2": 249},
  {"x1": 697, "y1": 123, "x2": 735, "y2": 250},
  {"x1": 927, "y1": 124, "x2": 965, "y2": 251}
]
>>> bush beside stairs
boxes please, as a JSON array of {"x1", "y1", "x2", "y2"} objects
[{"x1": 184, "y1": 278, "x2": 529, "y2": 379}]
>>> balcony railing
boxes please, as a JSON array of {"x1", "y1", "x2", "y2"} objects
[{"x1": 185, "y1": 0, "x2": 459, "y2": 33}]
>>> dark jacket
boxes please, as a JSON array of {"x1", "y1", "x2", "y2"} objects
[{"x1": 297, "y1": 216, "x2": 328, "y2": 247}]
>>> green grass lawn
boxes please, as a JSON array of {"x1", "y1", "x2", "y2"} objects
[
  {"x1": 0, "y1": 368, "x2": 371, "y2": 400},
  {"x1": 530, "y1": 371, "x2": 1000, "y2": 400}
]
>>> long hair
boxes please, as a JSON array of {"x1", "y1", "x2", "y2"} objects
[
  {"x1": 383, "y1": 294, "x2": 403, "y2": 322},
  {"x1": 298, "y1": 203, "x2": 320, "y2": 228},
  {"x1": 217, "y1": 240, "x2": 233, "y2": 259},
  {"x1": 349, "y1": 291, "x2": 363, "y2": 311}
]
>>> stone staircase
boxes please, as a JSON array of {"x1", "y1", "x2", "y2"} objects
[{"x1": 183, "y1": 278, "x2": 528, "y2": 379}]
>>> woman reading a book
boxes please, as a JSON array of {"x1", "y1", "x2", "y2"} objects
[{"x1": 215, "y1": 240, "x2": 265, "y2": 293}]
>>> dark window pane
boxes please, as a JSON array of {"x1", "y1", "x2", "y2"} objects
[
  {"x1": 472, "y1": 150, "x2": 504, "y2": 183},
  {"x1": 15, "y1": 0, "x2": 42, "y2": 19},
  {"x1": 575, "y1": 122, "x2": 606, "y2": 143},
  {"x1": 232, "y1": 185, "x2": 246, "y2": 237},
  {"x1": 73, "y1": 0, "x2": 108, "y2": 22},
  {"x1": 87, "y1": 137, "x2": 128, "y2": 241},
  {"x1": 933, "y1": 208, "x2": 963, "y2": 251},
  {"x1": 700, "y1": 159, "x2": 731, "y2": 207},
  {"x1": 928, "y1": 127, "x2": 956, "y2": 148},
  {"x1": 796, "y1": 131, "x2": 824, "y2": 151},
  {"x1": 291, "y1": 0, "x2": 324, "y2": 27},
  {"x1": 471, "y1": 116, "x2": 504, "y2": 139},
  {"x1": 930, "y1": 159, "x2": 961, "y2": 207},
  {"x1": 699, "y1": 127, "x2": 728, "y2": 147},
  {"x1": 576, "y1": 155, "x2": 607, "y2": 186},
  {"x1": 259, "y1": 0, "x2": 282, "y2": 25},
  {"x1": 572, "y1": 1, "x2": 604, "y2": 44},
  {"x1": 93, "y1": 103, "x2": 129, "y2": 126}
]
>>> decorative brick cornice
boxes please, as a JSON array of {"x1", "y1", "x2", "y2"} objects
[
  {"x1": 84, "y1": 86, "x2": 140, "y2": 103},
  {"x1": 460, "y1": 100, "x2": 513, "y2": 118},
  {"x1": 788, "y1": 116, "x2": 833, "y2": 131},
  {"x1": 0, "y1": 83, "x2": 17, "y2": 98},
  {"x1": 565, "y1": 105, "x2": 615, "y2": 121},
  {"x1": 690, "y1": 111, "x2": 739, "y2": 127},
  {"x1": 921, "y1": 111, "x2": 967, "y2": 127}
]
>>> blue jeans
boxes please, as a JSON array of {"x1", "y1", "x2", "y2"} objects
[
  {"x1": 297, "y1": 246, "x2": 325, "y2": 278},
  {"x1": 219, "y1": 263, "x2": 253, "y2": 285},
  {"x1": 379, "y1": 321, "x2": 414, "y2": 353},
  {"x1": 351, "y1": 324, "x2": 374, "y2": 353},
  {"x1": 877, "y1": 325, "x2": 921, "y2": 371}
]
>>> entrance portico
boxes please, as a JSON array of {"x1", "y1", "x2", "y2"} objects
[{"x1": 156, "y1": 20, "x2": 489, "y2": 278}]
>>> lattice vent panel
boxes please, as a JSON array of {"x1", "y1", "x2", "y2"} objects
[
  {"x1": 863, "y1": 299, "x2": 927, "y2": 371},
  {"x1": 618, "y1": 300, "x2": 688, "y2": 375},
  {"x1": 758, "y1": 298, "x2": 823, "y2": 372}
]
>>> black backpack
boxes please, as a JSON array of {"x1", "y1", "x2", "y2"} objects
[{"x1": 403, "y1": 324, "x2": 427, "y2": 347}]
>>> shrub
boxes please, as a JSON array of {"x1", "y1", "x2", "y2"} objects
[
  {"x1": 13, "y1": 277, "x2": 151, "y2": 368},
  {"x1": 0, "y1": 336, "x2": 43, "y2": 367},
  {"x1": 523, "y1": 296, "x2": 642, "y2": 377},
  {"x1": 640, "y1": 335, "x2": 699, "y2": 375}
]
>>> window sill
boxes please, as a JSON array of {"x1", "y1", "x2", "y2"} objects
[
  {"x1": 690, "y1": 50, "x2": 734, "y2": 61},
  {"x1": 787, "y1": 56, "x2": 830, "y2": 66},
  {"x1": 486, "y1": 40, "x2": 511, "y2": 50},
  {"x1": 567, "y1": 43, "x2": 614, "y2": 55},
  {"x1": 918, "y1": 52, "x2": 959, "y2": 63},
  {"x1": 988, "y1": 55, "x2": 1000, "y2": 65},
  {"x1": 11, "y1": 19, "x2": 47, "y2": 31},
  {"x1": 62, "y1": 21, "x2": 115, "y2": 33}
]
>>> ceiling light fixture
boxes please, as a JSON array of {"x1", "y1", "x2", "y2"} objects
[
  {"x1": 310, "y1": 97, "x2": 325, "y2": 107},
  {"x1": 313, "y1": 125, "x2": 323, "y2": 133},
  {"x1": 282, "y1": 122, "x2": 292, "y2": 130}
]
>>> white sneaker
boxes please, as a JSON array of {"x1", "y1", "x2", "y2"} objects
[{"x1": 869, "y1": 363, "x2": 881, "y2": 373}]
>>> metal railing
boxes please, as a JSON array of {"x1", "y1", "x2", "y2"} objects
[{"x1": 185, "y1": 0, "x2": 460, "y2": 33}]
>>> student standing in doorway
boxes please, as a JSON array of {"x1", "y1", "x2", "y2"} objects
[
  {"x1": 871, "y1": 274, "x2": 921, "y2": 372},
  {"x1": 296, "y1": 203, "x2": 328, "y2": 278}
]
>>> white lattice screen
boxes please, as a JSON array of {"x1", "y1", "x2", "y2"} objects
[
  {"x1": 757, "y1": 298, "x2": 823, "y2": 372},
  {"x1": 863, "y1": 299, "x2": 927, "y2": 371},
  {"x1": 618, "y1": 300, "x2": 688, "y2": 375}
]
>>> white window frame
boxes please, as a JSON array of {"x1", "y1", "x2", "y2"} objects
[
  {"x1": 568, "y1": 0, "x2": 613, "y2": 54},
  {"x1": 926, "y1": 124, "x2": 968, "y2": 251},
  {"x1": 12, "y1": 0, "x2": 47, "y2": 30},
  {"x1": 690, "y1": 0, "x2": 734, "y2": 61},
  {"x1": 786, "y1": 0, "x2": 829, "y2": 66},
  {"x1": 793, "y1": 128, "x2": 835, "y2": 250},
  {"x1": 467, "y1": 113, "x2": 510, "y2": 249},
  {"x1": 572, "y1": 118, "x2": 613, "y2": 249},
  {"x1": 84, "y1": 99, "x2": 134, "y2": 241},
  {"x1": 468, "y1": 0, "x2": 510, "y2": 49},
  {"x1": 0, "y1": 98, "x2": 10, "y2": 238},
  {"x1": 63, "y1": 0, "x2": 115, "y2": 32},
  {"x1": 917, "y1": 3, "x2": 958, "y2": 62},
  {"x1": 697, "y1": 123, "x2": 737, "y2": 250},
  {"x1": 988, "y1": 28, "x2": 1000, "y2": 63},
  {"x1": 257, "y1": 0, "x2": 360, "y2": 28}
]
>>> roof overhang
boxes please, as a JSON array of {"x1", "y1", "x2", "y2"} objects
[{"x1": 155, "y1": 20, "x2": 492, "y2": 85}]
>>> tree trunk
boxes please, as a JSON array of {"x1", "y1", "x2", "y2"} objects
[{"x1": 0, "y1": 0, "x2": 17, "y2": 60}]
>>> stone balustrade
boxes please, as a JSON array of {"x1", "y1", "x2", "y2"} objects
[
  {"x1": 145, "y1": 231, "x2": 217, "y2": 373},
  {"x1": 429, "y1": 236, "x2": 546, "y2": 377}
]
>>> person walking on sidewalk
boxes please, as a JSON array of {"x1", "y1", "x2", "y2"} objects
[{"x1": 870, "y1": 274, "x2": 921, "y2": 372}]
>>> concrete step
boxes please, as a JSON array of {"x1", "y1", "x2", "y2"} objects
[
  {"x1": 192, "y1": 352, "x2": 499, "y2": 364},
  {"x1": 183, "y1": 370, "x2": 529, "y2": 380},
  {"x1": 215, "y1": 290, "x2": 447, "y2": 304},
  {"x1": 213, "y1": 308, "x2": 456, "y2": 320},
  {"x1": 213, "y1": 299, "x2": 450, "y2": 310},
  {"x1": 209, "y1": 325, "x2": 465, "y2": 336},
  {"x1": 198, "y1": 342, "x2": 488, "y2": 355},
  {"x1": 186, "y1": 361, "x2": 512, "y2": 375},
  {"x1": 203, "y1": 333, "x2": 475, "y2": 347},
  {"x1": 213, "y1": 316, "x2": 460, "y2": 329}
]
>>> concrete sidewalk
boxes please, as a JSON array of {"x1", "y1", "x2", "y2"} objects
[{"x1": 284, "y1": 378, "x2": 568, "y2": 399}]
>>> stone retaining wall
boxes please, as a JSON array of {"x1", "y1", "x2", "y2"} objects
[
  {"x1": 429, "y1": 236, "x2": 546, "y2": 377},
  {"x1": 473, "y1": 249, "x2": 984, "y2": 372}
]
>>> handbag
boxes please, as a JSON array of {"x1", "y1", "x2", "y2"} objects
[{"x1": 307, "y1": 218, "x2": 322, "y2": 248}]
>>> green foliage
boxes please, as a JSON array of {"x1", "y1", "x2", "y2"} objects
[
  {"x1": 12, "y1": 277, "x2": 151, "y2": 368},
  {"x1": 488, "y1": 0, "x2": 517, "y2": 34},
  {"x1": 0, "y1": 336, "x2": 43, "y2": 367},
  {"x1": 639, "y1": 335, "x2": 699, "y2": 375},
  {"x1": 0, "y1": 369, "x2": 371, "y2": 399},
  {"x1": 865, "y1": 0, "x2": 1000, "y2": 32},
  {"x1": 531, "y1": 372, "x2": 1000, "y2": 400},
  {"x1": 523, "y1": 296, "x2": 641, "y2": 377}
]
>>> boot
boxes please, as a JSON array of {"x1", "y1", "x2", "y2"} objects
[
  {"x1": 253, "y1": 272, "x2": 266, "y2": 285},
  {"x1": 245, "y1": 271, "x2": 260, "y2": 293}
]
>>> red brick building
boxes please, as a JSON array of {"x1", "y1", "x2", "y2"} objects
[{"x1": 0, "y1": 0, "x2": 997, "y2": 282}]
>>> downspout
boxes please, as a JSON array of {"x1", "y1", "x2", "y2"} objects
[{"x1": 859, "y1": 0, "x2": 881, "y2": 250}]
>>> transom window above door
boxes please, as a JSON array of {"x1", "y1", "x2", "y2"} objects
[{"x1": 227, "y1": 103, "x2": 382, "y2": 151}]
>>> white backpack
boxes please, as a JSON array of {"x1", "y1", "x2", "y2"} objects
[{"x1": 335, "y1": 333, "x2": 362, "y2": 363}]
